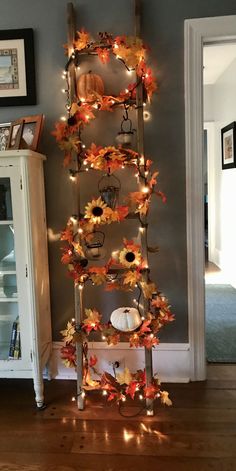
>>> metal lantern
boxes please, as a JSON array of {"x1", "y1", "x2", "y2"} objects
[
  {"x1": 115, "y1": 117, "x2": 134, "y2": 147},
  {"x1": 84, "y1": 230, "x2": 106, "y2": 260},
  {"x1": 98, "y1": 173, "x2": 121, "y2": 210}
]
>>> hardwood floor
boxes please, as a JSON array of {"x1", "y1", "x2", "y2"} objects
[{"x1": 0, "y1": 378, "x2": 236, "y2": 470}]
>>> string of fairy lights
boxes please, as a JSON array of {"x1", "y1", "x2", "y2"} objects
[{"x1": 54, "y1": 32, "x2": 173, "y2": 414}]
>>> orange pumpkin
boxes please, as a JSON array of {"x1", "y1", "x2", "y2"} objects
[{"x1": 76, "y1": 71, "x2": 104, "y2": 102}]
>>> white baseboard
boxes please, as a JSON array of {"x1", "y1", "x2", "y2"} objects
[{"x1": 50, "y1": 341, "x2": 191, "y2": 383}]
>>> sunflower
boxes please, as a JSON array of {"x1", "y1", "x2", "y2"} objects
[
  {"x1": 119, "y1": 241, "x2": 142, "y2": 268},
  {"x1": 84, "y1": 197, "x2": 108, "y2": 224}
]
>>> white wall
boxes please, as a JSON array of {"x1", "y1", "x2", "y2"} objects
[{"x1": 204, "y1": 58, "x2": 236, "y2": 286}]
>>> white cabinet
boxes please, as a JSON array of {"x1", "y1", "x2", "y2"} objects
[{"x1": 0, "y1": 150, "x2": 52, "y2": 408}]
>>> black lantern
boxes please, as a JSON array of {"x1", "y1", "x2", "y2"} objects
[
  {"x1": 116, "y1": 116, "x2": 134, "y2": 147},
  {"x1": 98, "y1": 173, "x2": 121, "y2": 210},
  {"x1": 84, "y1": 231, "x2": 106, "y2": 260}
]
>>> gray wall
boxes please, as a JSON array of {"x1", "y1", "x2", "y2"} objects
[{"x1": 1, "y1": 0, "x2": 236, "y2": 342}]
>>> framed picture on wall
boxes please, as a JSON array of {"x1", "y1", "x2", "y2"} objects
[
  {"x1": 0, "y1": 122, "x2": 11, "y2": 151},
  {"x1": 0, "y1": 29, "x2": 36, "y2": 107},
  {"x1": 7, "y1": 119, "x2": 23, "y2": 150},
  {"x1": 221, "y1": 122, "x2": 236, "y2": 169},
  {"x1": 20, "y1": 114, "x2": 44, "y2": 152}
]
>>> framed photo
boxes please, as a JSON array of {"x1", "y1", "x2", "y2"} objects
[
  {"x1": 0, "y1": 122, "x2": 11, "y2": 151},
  {"x1": 20, "y1": 114, "x2": 44, "y2": 152},
  {"x1": 221, "y1": 122, "x2": 236, "y2": 169},
  {"x1": 0, "y1": 29, "x2": 36, "y2": 107},
  {"x1": 7, "y1": 119, "x2": 23, "y2": 150}
]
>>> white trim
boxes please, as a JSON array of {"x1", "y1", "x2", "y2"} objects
[
  {"x1": 204, "y1": 122, "x2": 216, "y2": 264},
  {"x1": 51, "y1": 341, "x2": 190, "y2": 383},
  {"x1": 185, "y1": 16, "x2": 236, "y2": 380}
]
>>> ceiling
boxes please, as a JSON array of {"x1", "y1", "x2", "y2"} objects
[{"x1": 203, "y1": 43, "x2": 236, "y2": 85}]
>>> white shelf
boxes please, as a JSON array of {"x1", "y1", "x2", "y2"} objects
[
  {"x1": 0, "y1": 270, "x2": 16, "y2": 275},
  {"x1": 0, "y1": 298, "x2": 18, "y2": 303},
  {"x1": 0, "y1": 220, "x2": 13, "y2": 225}
]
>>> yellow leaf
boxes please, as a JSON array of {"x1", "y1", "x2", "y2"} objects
[
  {"x1": 90, "y1": 273, "x2": 106, "y2": 285},
  {"x1": 60, "y1": 321, "x2": 75, "y2": 344},
  {"x1": 72, "y1": 241, "x2": 85, "y2": 257},
  {"x1": 116, "y1": 367, "x2": 133, "y2": 385},
  {"x1": 85, "y1": 370, "x2": 100, "y2": 389},
  {"x1": 123, "y1": 270, "x2": 141, "y2": 287},
  {"x1": 140, "y1": 281, "x2": 157, "y2": 299},
  {"x1": 160, "y1": 390, "x2": 172, "y2": 406},
  {"x1": 83, "y1": 309, "x2": 101, "y2": 326}
]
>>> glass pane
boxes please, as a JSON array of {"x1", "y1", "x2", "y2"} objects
[
  {"x1": 0, "y1": 303, "x2": 21, "y2": 361},
  {"x1": 0, "y1": 274, "x2": 17, "y2": 299},
  {"x1": 0, "y1": 177, "x2": 13, "y2": 220},
  {"x1": 0, "y1": 177, "x2": 20, "y2": 360},
  {"x1": 0, "y1": 224, "x2": 16, "y2": 271}
]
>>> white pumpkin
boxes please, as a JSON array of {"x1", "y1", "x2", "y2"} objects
[{"x1": 110, "y1": 307, "x2": 142, "y2": 332}]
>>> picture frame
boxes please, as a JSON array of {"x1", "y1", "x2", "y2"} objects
[
  {"x1": 7, "y1": 119, "x2": 23, "y2": 150},
  {"x1": 221, "y1": 122, "x2": 236, "y2": 170},
  {"x1": 20, "y1": 114, "x2": 44, "y2": 152},
  {"x1": 0, "y1": 29, "x2": 36, "y2": 107},
  {"x1": 0, "y1": 122, "x2": 11, "y2": 151}
]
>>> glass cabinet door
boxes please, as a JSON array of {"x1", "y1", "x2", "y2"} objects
[{"x1": 0, "y1": 177, "x2": 21, "y2": 361}]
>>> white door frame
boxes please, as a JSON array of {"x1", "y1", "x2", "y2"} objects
[{"x1": 184, "y1": 15, "x2": 236, "y2": 380}]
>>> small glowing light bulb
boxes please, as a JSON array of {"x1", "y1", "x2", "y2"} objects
[
  {"x1": 61, "y1": 88, "x2": 66, "y2": 93},
  {"x1": 139, "y1": 394, "x2": 143, "y2": 400},
  {"x1": 102, "y1": 390, "x2": 107, "y2": 396},
  {"x1": 142, "y1": 187, "x2": 149, "y2": 194},
  {"x1": 102, "y1": 335, "x2": 106, "y2": 340},
  {"x1": 69, "y1": 175, "x2": 76, "y2": 181},
  {"x1": 72, "y1": 318, "x2": 75, "y2": 322},
  {"x1": 78, "y1": 228, "x2": 83, "y2": 234},
  {"x1": 60, "y1": 116, "x2": 67, "y2": 121},
  {"x1": 77, "y1": 65, "x2": 80, "y2": 70},
  {"x1": 141, "y1": 316, "x2": 145, "y2": 321},
  {"x1": 121, "y1": 396, "x2": 126, "y2": 402},
  {"x1": 82, "y1": 144, "x2": 86, "y2": 149},
  {"x1": 85, "y1": 168, "x2": 89, "y2": 172},
  {"x1": 71, "y1": 396, "x2": 76, "y2": 402},
  {"x1": 147, "y1": 410, "x2": 153, "y2": 416},
  {"x1": 139, "y1": 227, "x2": 145, "y2": 233}
]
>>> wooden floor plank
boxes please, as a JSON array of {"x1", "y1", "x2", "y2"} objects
[
  {"x1": 70, "y1": 430, "x2": 236, "y2": 458},
  {"x1": 0, "y1": 454, "x2": 236, "y2": 471},
  {"x1": 0, "y1": 378, "x2": 236, "y2": 470}
]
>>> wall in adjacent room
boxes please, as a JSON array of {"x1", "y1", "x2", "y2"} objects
[
  {"x1": 1, "y1": 0, "x2": 236, "y2": 343},
  {"x1": 204, "y1": 58, "x2": 236, "y2": 286}
]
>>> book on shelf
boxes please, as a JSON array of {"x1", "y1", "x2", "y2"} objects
[{"x1": 8, "y1": 316, "x2": 21, "y2": 360}]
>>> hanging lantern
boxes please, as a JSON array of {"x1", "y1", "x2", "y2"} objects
[
  {"x1": 115, "y1": 117, "x2": 134, "y2": 147},
  {"x1": 98, "y1": 173, "x2": 121, "y2": 209},
  {"x1": 84, "y1": 231, "x2": 106, "y2": 260}
]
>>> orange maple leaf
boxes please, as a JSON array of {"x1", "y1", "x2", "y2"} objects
[
  {"x1": 96, "y1": 47, "x2": 110, "y2": 64},
  {"x1": 74, "y1": 29, "x2": 90, "y2": 51}
]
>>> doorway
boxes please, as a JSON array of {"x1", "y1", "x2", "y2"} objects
[
  {"x1": 185, "y1": 16, "x2": 236, "y2": 381},
  {"x1": 203, "y1": 42, "x2": 236, "y2": 362}
]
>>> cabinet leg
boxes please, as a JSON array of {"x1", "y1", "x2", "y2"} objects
[{"x1": 33, "y1": 378, "x2": 45, "y2": 409}]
